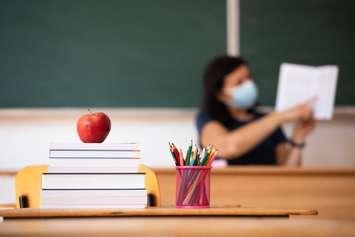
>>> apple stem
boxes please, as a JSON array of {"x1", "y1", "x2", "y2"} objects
[{"x1": 88, "y1": 108, "x2": 93, "y2": 114}]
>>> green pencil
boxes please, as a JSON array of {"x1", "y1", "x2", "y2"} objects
[
  {"x1": 189, "y1": 146, "x2": 195, "y2": 166},
  {"x1": 185, "y1": 140, "x2": 192, "y2": 165},
  {"x1": 194, "y1": 146, "x2": 199, "y2": 166}
]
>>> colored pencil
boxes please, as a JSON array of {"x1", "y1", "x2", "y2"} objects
[{"x1": 168, "y1": 140, "x2": 218, "y2": 167}]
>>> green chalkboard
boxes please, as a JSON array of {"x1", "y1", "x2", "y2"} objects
[
  {"x1": 0, "y1": 0, "x2": 225, "y2": 107},
  {"x1": 240, "y1": 0, "x2": 355, "y2": 105}
]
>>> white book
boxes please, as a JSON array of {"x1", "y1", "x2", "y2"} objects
[
  {"x1": 41, "y1": 189, "x2": 146, "y2": 196},
  {"x1": 50, "y1": 142, "x2": 140, "y2": 151},
  {"x1": 49, "y1": 158, "x2": 140, "y2": 168},
  {"x1": 40, "y1": 204, "x2": 146, "y2": 209},
  {"x1": 41, "y1": 189, "x2": 147, "y2": 208},
  {"x1": 42, "y1": 173, "x2": 145, "y2": 189},
  {"x1": 50, "y1": 150, "x2": 140, "y2": 158},
  {"x1": 48, "y1": 166, "x2": 139, "y2": 173},
  {"x1": 276, "y1": 63, "x2": 338, "y2": 120}
]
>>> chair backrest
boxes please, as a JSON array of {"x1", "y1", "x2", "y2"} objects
[{"x1": 15, "y1": 164, "x2": 161, "y2": 208}]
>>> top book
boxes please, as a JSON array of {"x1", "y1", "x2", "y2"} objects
[{"x1": 49, "y1": 142, "x2": 140, "y2": 151}]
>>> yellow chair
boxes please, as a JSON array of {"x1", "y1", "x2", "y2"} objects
[{"x1": 15, "y1": 164, "x2": 161, "y2": 208}]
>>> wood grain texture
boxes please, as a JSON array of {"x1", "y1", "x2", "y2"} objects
[
  {"x1": 0, "y1": 207, "x2": 317, "y2": 218},
  {"x1": 0, "y1": 217, "x2": 354, "y2": 237}
]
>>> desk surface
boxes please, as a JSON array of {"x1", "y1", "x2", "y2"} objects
[{"x1": 1, "y1": 217, "x2": 355, "y2": 237}]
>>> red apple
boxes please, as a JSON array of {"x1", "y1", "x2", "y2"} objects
[{"x1": 76, "y1": 110, "x2": 111, "y2": 143}]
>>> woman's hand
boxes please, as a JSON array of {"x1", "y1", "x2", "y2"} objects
[
  {"x1": 277, "y1": 100, "x2": 314, "y2": 124},
  {"x1": 292, "y1": 118, "x2": 316, "y2": 143},
  {"x1": 276, "y1": 117, "x2": 316, "y2": 166}
]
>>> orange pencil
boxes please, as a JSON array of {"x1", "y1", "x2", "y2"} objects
[{"x1": 206, "y1": 150, "x2": 218, "y2": 167}]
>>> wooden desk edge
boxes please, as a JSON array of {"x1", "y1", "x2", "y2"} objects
[
  {"x1": 2, "y1": 167, "x2": 355, "y2": 177},
  {"x1": 0, "y1": 207, "x2": 318, "y2": 218}
]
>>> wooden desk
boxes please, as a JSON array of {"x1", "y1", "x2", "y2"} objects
[
  {"x1": 1, "y1": 217, "x2": 354, "y2": 237},
  {"x1": 154, "y1": 167, "x2": 355, "y2": 219},
  {"x1": 2, "y1": 167, "x2": 354, "y2": 219}
]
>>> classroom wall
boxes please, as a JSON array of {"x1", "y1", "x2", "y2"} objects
[
  {"x1": 0, "y1": 109, "x2": 197, "y2": 170},
  {"x1": 1, "y1": 108, "x2": 355, "y2": 170}
]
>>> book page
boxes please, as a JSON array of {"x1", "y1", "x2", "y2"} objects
[
  {"x1": 276, "y1": 63, "x2": 318, "y2": 114},
  {"x1": 314, "y1": 66, "x2": 338, "y2": 119},
  {"x1": 275, "y1": 63, "x2": 338, "y2": 120}
]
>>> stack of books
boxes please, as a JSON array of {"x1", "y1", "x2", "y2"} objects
[{"x1": 41, "y1": 142, "x2": 147, "y2": 209}]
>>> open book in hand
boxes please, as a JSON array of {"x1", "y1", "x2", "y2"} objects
[{"x1": 275, "y1": 63, "x2": 339, "y2": 120}]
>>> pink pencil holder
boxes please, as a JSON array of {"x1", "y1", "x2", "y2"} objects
[{"x1": 175, "y1": 166, "x2": 211, "y2": 208}]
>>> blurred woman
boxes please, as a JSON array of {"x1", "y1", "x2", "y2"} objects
[{"x1": 196, "y1": 56, "x2": 315, "y2": 166}]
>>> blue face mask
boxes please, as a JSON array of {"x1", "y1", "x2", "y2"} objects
[{"x1": 226, "y1": 80, "x2": 258, "y2": 109}]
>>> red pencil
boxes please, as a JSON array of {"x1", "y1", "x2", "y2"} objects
[
  {"x1": 169, "y1": 143, "x2": 179, "y2": 166},
  {"x1": 171, "y1": 145, "x2": 181, "y2": 166}
]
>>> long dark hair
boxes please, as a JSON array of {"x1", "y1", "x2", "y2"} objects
[{"x1": 201, "y1": 55, "x2": 251, "y2": 123}]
